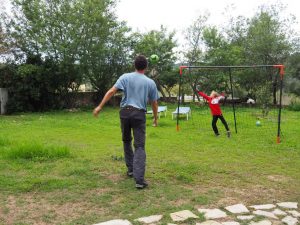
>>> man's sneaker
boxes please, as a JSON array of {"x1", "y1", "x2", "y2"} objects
[
  {"x1": 135, "y1": 181, "x2": 148, "y2": 189},
  {"x1": 227, "y1": 131, "x2": 231, "y2": 138},
  {"x1": 126, "y1": 171, "x2": 133, "y2": 178}
]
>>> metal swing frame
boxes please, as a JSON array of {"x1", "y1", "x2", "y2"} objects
[{"x1": 176, "y1": 65, "x2": 284, "y2": 143}]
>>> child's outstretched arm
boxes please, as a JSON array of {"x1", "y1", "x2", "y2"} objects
[{"x1": 197, "y1": 91, "x2": 210, "y2": 101}]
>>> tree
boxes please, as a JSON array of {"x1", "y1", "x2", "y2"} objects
[
  {"x1": 286, "y1": 52, "x2": 300, "y2": 96},
  {"x1": 132, "y1": 26, "x2": 177, "y2": 100},
  {"x1": 3, "y1": 0, "x2": 131, "y2": 98},
  {"x1": 183, "y1": 14, "x2": 208, "y2": 65},
  {"x1": 0, "y1": 25, "x2": 8, "y2": 54},
  {"x1": 242, "y1": 4, "x2": 294, "y2": 104},
  {"x1": 181, "y1": 15, "x2": 208, "y2": 102}
]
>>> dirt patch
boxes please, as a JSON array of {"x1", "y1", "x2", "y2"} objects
[
  {"x1": 190, "y1": 180, "x2": 294, "y2": 209},
  {"x1": 0, "y1": 188, "x2": 111, "y2": 225},
  {"x1": 216, "y1": 184, "x2": 287, "y2": 207},
  {"x1": 171, "y1": 198, "x2": 190, "y2": 207},
  {"x1": 267, "y1": 175, "x2": 291, "y2": 183},
  {"x1": 106, "y1": 173, "x2": 124, "y2": 182}
]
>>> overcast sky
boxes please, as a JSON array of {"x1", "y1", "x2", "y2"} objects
[
  {"x1": 1, "y1": 0, "x2": 299, "y2": 43},
  {"x1": 116, "y1": 0, "x2": 300, "y2": 44}
]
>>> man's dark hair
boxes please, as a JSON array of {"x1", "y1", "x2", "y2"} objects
[{"x1": 134, "y1": 55, "x2": 148, "y2": 71}]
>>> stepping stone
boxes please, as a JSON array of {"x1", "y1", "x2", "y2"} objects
[
  {"x1": 225, "y1": 204, "x2": 249, "y2": 214},
  {"x1": 221, "y1": 222, "x2": 240, "y2": 225},
  {"x1": 196, "y1": 220, "x2": 222, "y2": 225},
  {"x1": 198, "y1": 208, "x2": 227, "y2": 219},
  {"x1": 282, "y1": 215, "x2": 298, "y2": 225},
  {"x1": 253, "y1": 210, "x2": 278, "y2": 219},
  {"x1": 288, "y1": 210, "x2": 300, "y2": 218},
  {"x1": 170, "y1": 210, "x2": 198, "y2": 222},
  {"x1": 94, "y1": 220, "x2": 132, "y2": 225},
  {"x1": 135, "y1": 215, "x2": 163, "y2": 223},
  {"x1": 249, "y1": 220, "x2": 272, "y2": 225},
  {"x1": 277, "y1": 202, "x2": 298, "y2": 209},
  {"x1": 167, "y1": 224, "x2": 177, "y2": 225},
  {"x1": 249, "y1": 204, "x2": 276, "y2": 210},
  {"x1": 272, "y1": 208, "x2": 288, "y2": 216},
  {"x1": 237, "y1": 215, "x2": 255, "y2": 220}
]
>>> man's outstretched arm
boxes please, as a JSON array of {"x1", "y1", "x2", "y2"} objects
[{"x1": 93, "y1": 86, "x2": 118, "y2": 117}]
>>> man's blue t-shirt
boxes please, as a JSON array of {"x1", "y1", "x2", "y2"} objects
[{"x1": 114, "y1": 72, "x2": 159, "y2": 111}]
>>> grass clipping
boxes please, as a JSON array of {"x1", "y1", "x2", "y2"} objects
[{"x1": 6, "y1": 142, "x2": 70, "y2": 160}]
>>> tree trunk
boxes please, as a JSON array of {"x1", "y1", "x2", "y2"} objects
[
  {"x1": 155, "y1": 79, "x2": 167, "y2": 101},
  {"x1": 189, "y1": 82, "x2": 201, "y2": 102}
]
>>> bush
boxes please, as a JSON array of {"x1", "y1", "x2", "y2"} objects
[
  {"x1": 288, "y1": 100, "x2": 300, "y2": 111},
  {"x1": 0, "y1": 54, "x2": 83, "y2": 113}
]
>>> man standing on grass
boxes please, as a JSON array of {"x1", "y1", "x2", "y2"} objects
[{"x1": 93, "y1": 55, "x2": 159, "y2": 189}]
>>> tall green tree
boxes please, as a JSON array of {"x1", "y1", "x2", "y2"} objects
[
  {"x1": 3, "y1": 0, "x2": 131, "y2": 97},
  {"x1": 0, "y1": 25, "x2": 8, "y2": 54},
  {"x1": 241, "y1": 4, "x2": 294, "y2": 104},
  {"x1": 182, "y1": 15, "x2": 208, "y2": 101},
  {"x1": 132, "y1": 26, "x2": 177, "y2": 99},
  {"x1": 286, "y1": 52, "x2": 300, "y2": 96}
]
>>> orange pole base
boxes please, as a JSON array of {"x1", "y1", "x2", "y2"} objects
[{"x1": 276, "y1": 136, "x2": 281, "y2": 144}]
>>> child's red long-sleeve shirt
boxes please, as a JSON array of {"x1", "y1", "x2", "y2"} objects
[{"x1": 198, "y1": 91, "x2": 225, "y2": 115}]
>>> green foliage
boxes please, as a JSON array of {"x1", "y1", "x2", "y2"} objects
[
  {"x1": 0, "y1": 25, "x2": 8, "y2": 54},
  {"x1": 132, "y1": 26, "x2": 177, "y2": 99},
  {"x1": 288, "y1": 99, "x2": 300, "y2": 111},
  {"x1": 0, "y1": 54, "x2": 78, "y2": 113},
  {"x1": 3, "y1": 0, "x2": 131, "y2": 99},
  {"x1": 184, "y1": 14, "x2": 208, "y2": 64},
  {"x1": 286, "y1": 52, "x2": 300, "y2": 96}
]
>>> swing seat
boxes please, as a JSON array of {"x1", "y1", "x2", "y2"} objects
[{"x1": 172, "y1": 107, "x2": 191, "y2": 120}]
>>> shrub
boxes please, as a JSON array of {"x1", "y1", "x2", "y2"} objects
[
  {"x1": 288, "y1": 100, "x2": 300, "y2": 111},
  {"x1": 1, "y1": 54, "x2": 83, "y2": 113}
]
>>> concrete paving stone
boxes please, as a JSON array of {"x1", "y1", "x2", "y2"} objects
[
  {"x1": 288, "y1": 210, "x2": 300, "y2": 218},
  {"x1": 225, "y1": 203, "x2": 249, "y2": 214},
  {"x1": 237, "y1": 215, "x2": 255, "y2": 220},
  {"x1": 249, "y1": 204, "x2": 276, "y2": 210},
  {"x1": 167, "y1": 224, "x2": 177, "y2": 225},
  {"x1": 135, "y1": 215, "x2": 163, "y2": 223},
  {"x1": 221, "y1": 221, "x2": 240, "y2": 225},
  {"x1": 198, "y1": 208, "x2": 227, "y2": 219},
  {"x1": 253, "y1": 210, "x2": 279, "y2": 219},
  {"x1": 272, "y1": 221, "x2": 284, "y2": 225},
  {"x1": 93, "y1": 219, "x2": 132, "y2": 225},
  {"x1": 196, "y1": 220, "x2": 222, "y2": 225},
  {"x1": 272, "y1": 208, "x2": 288, "y2": 216},
  {"x1": 249, "y1": 220, "x2": 272, "y2": 225},
  {"x1": 170, "y1": 210, "x2": 198, "y2": 222},
  {"x1": 277, "y1": 202, "x2": 298, "y2": 209},
  {"x1": 282, "y1": 215, "x2": 298, "y2": 225}
]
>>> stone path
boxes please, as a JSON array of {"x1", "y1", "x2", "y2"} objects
[{"x1": 94, "y1": 202, "x2": 299, "y2": 225}]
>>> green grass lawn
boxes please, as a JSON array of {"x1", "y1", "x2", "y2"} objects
[{"x1": 0, "y1": 104, "x2": 299, "y2": 224}]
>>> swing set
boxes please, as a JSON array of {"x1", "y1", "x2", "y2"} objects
[{"x1": 176, "y1": 64, "x2": 285, "y2": 143}]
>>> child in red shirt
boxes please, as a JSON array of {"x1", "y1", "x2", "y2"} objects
[{"x1": 197, "y1": 88, "x2": 231, "y2": 137}]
